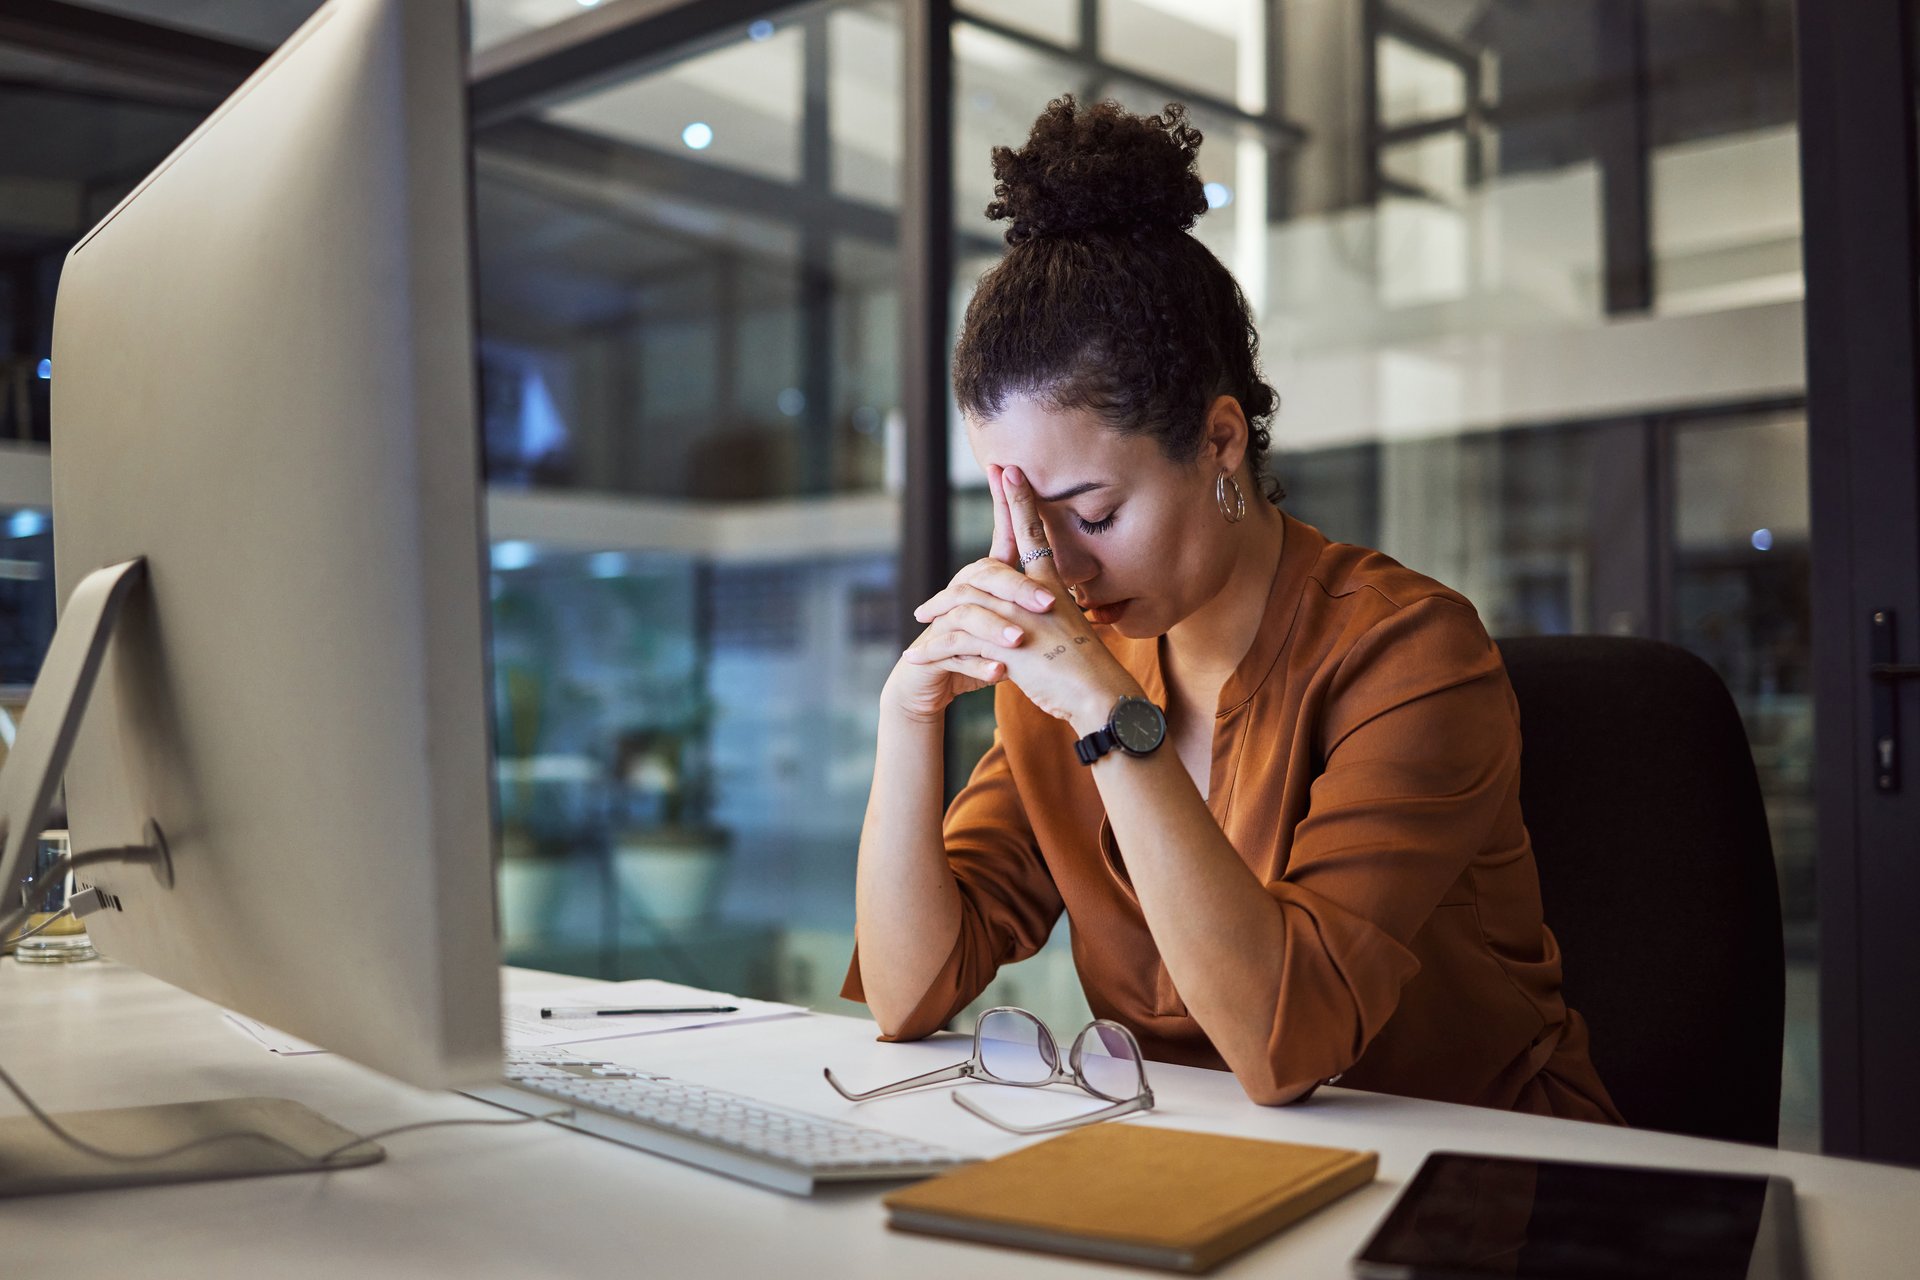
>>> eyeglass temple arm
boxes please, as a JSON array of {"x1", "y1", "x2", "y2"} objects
[
  {"x1": 822, "y1": 1060, "x2": 972, "y2": 1102},
  {"x1": 951, "y1": 1090, "x2": 1153, "y2": 1135}
]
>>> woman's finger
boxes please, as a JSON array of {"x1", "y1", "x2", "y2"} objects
[
  {"x1": 906, "y1": 609, "x2": 1024, "y2": 658},
  {"x1": 935, "y1": 654, "x2": 1005, "y2": 683},
  {"x1": 899, "y1": 643, "x2": 1003, "y2": 683},
  {"x1": 1001, "y1": 465, "x2": 1066, "y2": 590},
  {"x1": 947, "y1": 603, "x2": 1026, "y2": 647},
  {"x1": 957, "y1": 558, "x2": 1055, "y2": 611},
  {"x1": 915, "y1": 578, "x2": 1050, "y2": 623},
  {"x1": 904, "y1": 623, "x2": 1012, "y2": 661},
  {"x1": 987, "y1": 464, "x2": 1017, "y2": 566}
]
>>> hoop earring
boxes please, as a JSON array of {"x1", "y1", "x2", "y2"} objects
[{"x1": 1216, "y1": 473, "x2": 1247, "y2": 524}]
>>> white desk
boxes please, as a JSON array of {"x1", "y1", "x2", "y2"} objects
[{"x1": 2, "y1": 960, "x2": 1913, "y2": 1277}]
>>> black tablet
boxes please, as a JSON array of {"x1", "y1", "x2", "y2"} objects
[{"x1": 1351, "y1": 1152, "x2": 1804, "y2": 1280}]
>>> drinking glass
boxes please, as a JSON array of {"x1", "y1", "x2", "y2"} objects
[{"x1": 10, "y1": 830, "x2": 97, "y2": 964}]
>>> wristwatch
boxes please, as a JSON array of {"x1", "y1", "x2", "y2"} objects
[{"x1": 1074, "y1": 696, "x2": 1168, "y2": 766}]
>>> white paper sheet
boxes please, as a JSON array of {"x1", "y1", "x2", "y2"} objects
[
  {"x1": 222, "y1": 1011, "x2": 326, "y2": 1055},
  {"x1": 501, "y1": 979, "x2": 808, "y2": 1049}
]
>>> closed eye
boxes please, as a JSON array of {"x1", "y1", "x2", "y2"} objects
[{"x1": 1074, "y1": 512, "x2": 1116, "y2": 535}]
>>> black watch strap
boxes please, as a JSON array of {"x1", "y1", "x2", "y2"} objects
[
  {"x1": 1074, "y1": 696, "x2": 1165, "y2": 766},
  {"x1": 1074, "y1": 726, "x2": 1118, "y2": 766}
]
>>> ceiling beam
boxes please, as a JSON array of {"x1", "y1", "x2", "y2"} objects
[
  {"x1": 958, "y1": 10, "x2": 1308, "y2": 149},
  {"x1": 471, "y1": 0, "x2": 815, "y2": 128},
  {"x1": 0, "y1": 1, "x2": 264, "y2": 101},
  {"x1": 479, "y1": 118, "x2": 1010, "y2": 258}
]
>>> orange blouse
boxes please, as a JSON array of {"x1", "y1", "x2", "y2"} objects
[{"x1": 845, "y1": 511, "x2": 1623, "y2": 1124}]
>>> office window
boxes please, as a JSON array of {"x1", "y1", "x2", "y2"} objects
[
  {"x1": 958, "y1": 0, "x2": 1079, "y2": 48},
  {"x1": 470, "y1": 0, "x2": 625, "y2": 53},
  {"x1": 0, "y1": 32, "x2": 216, "y2": 685},
  {"x1": 1646, "y1": 0, "x2": 1799, "y2": 315},
  {"x1": 832, "y1": 4, "x2": 907, "y2": 210},
  {"x1": 476, "y1": 13, "x2": 898, "y2": 502},
  {"x1": 0, "y1": 507, "x2": 54, "y2": 688},
  {"x1": 545, "y1": 29, "x2": 806, "y2": 185},
  {"x1": 1099, "y1": 0, "x2": 1262, "y2": 106},
  {"x1": 475, "y1": 0, "x2": 904, "y2": 1020}
]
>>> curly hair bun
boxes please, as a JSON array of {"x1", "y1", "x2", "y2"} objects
[{"x1": 987, "y1": 96, "x2": 1208, "y2": 245}]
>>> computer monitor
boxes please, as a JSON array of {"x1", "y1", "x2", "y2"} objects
[{"x1": 1, "y1": 0, "x2": 499, "y2": 1107}]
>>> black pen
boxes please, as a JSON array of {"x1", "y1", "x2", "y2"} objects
[{"x1": 538, "y1": 1004, "x2": 740, "y2": 1019}]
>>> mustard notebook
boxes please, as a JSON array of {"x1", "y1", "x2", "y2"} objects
[{"x1": 882, "y1": 1124, "x2": 1377, "y2": 1273}]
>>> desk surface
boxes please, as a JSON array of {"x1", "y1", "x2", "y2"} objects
[{"x1": 2, "y1": 960, "x2": 1912, "y2": 1278}]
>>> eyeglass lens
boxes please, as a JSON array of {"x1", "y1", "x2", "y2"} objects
[
  {"x1": 977, "y1": 1009, "x2": 1058, "y2": 1083},
  {"x1": 1075, "y1": 1022, "x2": 1145, "y2": 1101}
]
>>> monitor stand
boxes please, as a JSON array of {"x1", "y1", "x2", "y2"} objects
[{"x1": 0, "y1": 559, "x2": 385, "y2": 1197}]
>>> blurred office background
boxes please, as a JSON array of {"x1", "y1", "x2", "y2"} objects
[{"x1": 0, "y1": 1, "x2": 1812, "y2": 1147}]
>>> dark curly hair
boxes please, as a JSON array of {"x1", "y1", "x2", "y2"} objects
[{"x1": 953, "y1": 96, "x2": 1283, "y2": 504}]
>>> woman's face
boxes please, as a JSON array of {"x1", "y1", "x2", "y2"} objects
[{"x1": 966, "y1": 393, "x2": 1237, "y2": 640}]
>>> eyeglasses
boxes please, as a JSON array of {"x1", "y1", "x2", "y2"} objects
[{"x1": 824, "y1": 1006, "x2": 1155, "y2": 1135}]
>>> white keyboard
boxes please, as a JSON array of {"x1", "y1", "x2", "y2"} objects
[{"x1": 461, "y1": 1048, "x2": 973, "y2": 1196}]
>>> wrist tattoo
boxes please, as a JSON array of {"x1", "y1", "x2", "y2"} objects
[{"x1": 1043, "y1": 644, "x2": 1067, "y2": 660}]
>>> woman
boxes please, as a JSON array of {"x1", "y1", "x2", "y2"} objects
[{"x1": 844, "y1": 96, "x2": 1621, "y2": 1122}]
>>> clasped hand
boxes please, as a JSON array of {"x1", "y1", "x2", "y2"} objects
[{"x1": 884, "y1": 463, "x2": 1141, "y2": 733}]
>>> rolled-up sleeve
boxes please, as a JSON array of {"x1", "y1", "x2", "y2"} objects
[
  {"x1": 1260, "y1": 595, "x2": 1520, "y2": 1092},
  {"x1": 842, "y1": 711, "x2": 1064, "y2": 1040}
]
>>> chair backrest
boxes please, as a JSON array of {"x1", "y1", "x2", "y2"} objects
[{"x1": 1494, "y1": 635, "x2": 1784, "y2": 1146}]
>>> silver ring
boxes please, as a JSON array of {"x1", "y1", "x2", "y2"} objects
[{"x1": 1020, "y1": 547, "x2": 1053, "y2": 567}]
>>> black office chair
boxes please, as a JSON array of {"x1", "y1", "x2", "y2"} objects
[{"x1": 1494, "y1": 635, "x2": 1785, "y2": 1146}]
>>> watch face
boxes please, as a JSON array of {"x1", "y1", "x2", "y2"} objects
[{"x1": 1111, "y1": 698, "x2": 1166, "y2": 755}]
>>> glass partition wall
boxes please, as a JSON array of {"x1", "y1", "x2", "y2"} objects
[{"x1": 472, "y1": 1, "x2": 906, "y2": 1008}]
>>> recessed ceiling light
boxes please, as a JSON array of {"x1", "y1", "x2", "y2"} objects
[{"x1": 491, "y1": 541, "x2": 536, "y2": 571}]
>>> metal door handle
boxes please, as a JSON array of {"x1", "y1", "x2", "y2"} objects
[{"x1": 1872, "y1": 611, "x2": 1908, "y2": 791}]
